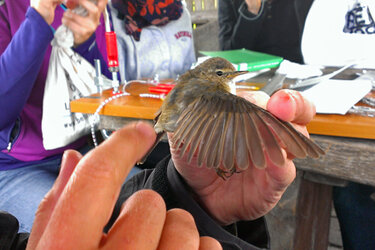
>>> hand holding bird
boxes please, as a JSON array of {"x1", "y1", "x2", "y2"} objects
[
  {"x1": 170, "y1": 89, "x2": 319, "y2": 225},
  {"x1": 146, "y1": 57, "x2": 324, "y2": 225},
  {"x1": 151, "y1": 57, "x2": 323, "y2": 176}
]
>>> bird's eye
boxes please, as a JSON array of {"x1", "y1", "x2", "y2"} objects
[{"x1": 216, "y1": 71, "x2": 224, "y2": 76}]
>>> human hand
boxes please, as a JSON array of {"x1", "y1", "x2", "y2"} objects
[
  {"x1": 26, "y1": 122, "x2": 221, "y2": 249},
  {"x1": 245, "y1": 0, "x2": 262, "y2": 14},
  {"x1": 61, "y1": 0, "x2": 107, "y2": 46},
  {"x1": 170, "y1": 89, "x2": 316, "y2": 225},
  {"x1": 31, "y1": 0, "x2": 63, "y2": 25}
]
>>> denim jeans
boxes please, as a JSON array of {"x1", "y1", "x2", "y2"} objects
[
  {"x1": 333, "y1": 182, "x2": 375, "y2": 250},
  {"x1": 0, "y1": 157, "x2": 61, "y2": 233},
  {"x1": 0, "y1": 145, "x2": 142, "y2": 233}
]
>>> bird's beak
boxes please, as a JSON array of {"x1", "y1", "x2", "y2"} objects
[{"x1": 226, "y1": 71, "x2": 249, "y2": 79}]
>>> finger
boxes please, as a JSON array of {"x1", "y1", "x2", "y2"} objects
[
  {"x1": 62, "y1": 10, "x2": 96, "y2": 32},
  {"x1": 27, "y1": 150, "x2": 82, "y2": 249},
  {"x1": 199, "y1": 236, "x2": 222, "y2": 250},
  {"x1": 62, "y1": 17, "x2": 94, "y2": 44},
  {"x1": 102, "y1": 190, "x2": 166, "y2": 249},
  {"x1": 78, "y1": 0, "x2": 103, "y2": 18},
  {"x1": 38, "y1": 122, "x2": 156, "y2": 249},
  {"x1": 267, "y1": 89, "x2": 316, "y2": 125},
  {"x1": 157, "y1": 209, "x2": 200, "y2": 250},
  {"x1": 94, "y1": 0, "x2": 108, "y2": 13},
  {"x1": 237, "y1": 90, "x2": 270, "y2": 109}
]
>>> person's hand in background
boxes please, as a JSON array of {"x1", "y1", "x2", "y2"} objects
[
  {"x1": 26, "y1": 122, "x2": 221, "y2": 250},
  {"x1": 31, "y1": 0, "x2": 63, "y2": 24},
  {"x1": 62, "y1": 0, "x2": 107, "y2": 46},
  {"x1": 170, "y1": 89, "x2": 316, "y2": 225}
]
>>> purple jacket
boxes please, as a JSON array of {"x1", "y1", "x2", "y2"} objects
[{"x1": 0, "y1": 1, "x2": 109, "y2": 170}]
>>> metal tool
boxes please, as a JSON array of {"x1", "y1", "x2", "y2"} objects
[
  {"x1": 260, "y1": 73, "x2": 287, "y2": 95},
  {"x1": 348, "y1": 105, "x2": 375, "y2": 117},
  {"x1": 289, "y1": 63, "x2": 355, "y2": 90}
]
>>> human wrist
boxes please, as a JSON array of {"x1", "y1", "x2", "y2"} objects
[{"x1": 30, "y1": 3, "x2": 54, "y2": 25}]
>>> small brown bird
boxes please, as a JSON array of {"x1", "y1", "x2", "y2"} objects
[{"x1": 146, "y1": 57, "x2": 324, "y2": 178}]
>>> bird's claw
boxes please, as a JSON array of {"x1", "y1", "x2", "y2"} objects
[{"x1": 215, "y1": 167, "x2": 242, "y2": 180}]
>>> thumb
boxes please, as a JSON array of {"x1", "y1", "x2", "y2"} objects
[{"x1": 267, "y1": 89, "x2": 316, "y2": 125}]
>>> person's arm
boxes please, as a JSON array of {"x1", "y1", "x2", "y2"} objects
[
  {"x1": 218, "y1": 0, "x2": 266, "y2": 50},
  {"x1": 0, "y1": 6, "x2": 54, "y2": 130}
]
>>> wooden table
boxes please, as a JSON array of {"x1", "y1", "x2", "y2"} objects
[{"x1": 70, "y1": 69, "x2": 375, "y2": 250}]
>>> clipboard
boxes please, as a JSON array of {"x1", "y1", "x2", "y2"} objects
[{"x1": 199, "y1": 48, "x2": 283, "y2": 72}]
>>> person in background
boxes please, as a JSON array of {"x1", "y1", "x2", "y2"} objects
[
  {"x1": 109, "y1": 0, "x2": 196, "y2": 82},
  {"x1": 218, "y1": 0, "x2": 313, "y2": 64},
  {"x1": 0, "y1": 0, "x2": 110, "y2": 233},
  {"x1": 1, "y1": 88, "x2": 318, "y2": 249},
  {"x1": 302, "y1": 0, "x2": 375, "y2": 249}
]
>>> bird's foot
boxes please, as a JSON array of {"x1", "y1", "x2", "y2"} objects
[{"x1": 215, "y1": 168, "x2": 242, "y2": 180}]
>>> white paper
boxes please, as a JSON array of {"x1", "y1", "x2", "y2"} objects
[
  {"x1": 276, "y1": 60, "x2": 323, "y2": 79},
  {"x1": 301, "y1": 79, "x2": 372, "y2": 115}
]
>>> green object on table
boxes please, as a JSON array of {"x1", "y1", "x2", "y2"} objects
[{"x1": 199, "y1": 48, "x2": 283, "y2": 72}]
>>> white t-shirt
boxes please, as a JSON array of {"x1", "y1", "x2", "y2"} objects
[
  {"x1": 302, "y1": 0, "x2": 375, "y2": 68},
  {"x1": 110, "y1": 2, "x2": 196, "y2": 82}
]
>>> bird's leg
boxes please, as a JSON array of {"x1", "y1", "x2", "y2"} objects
[
  {"x1": 215, "y1": 168, "x2": 229, "y2": 180},
  {"x1": 215, "y1": 167, "x2": 243, "y2": 180}
]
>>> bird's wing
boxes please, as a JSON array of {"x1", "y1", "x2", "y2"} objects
[{"x1": 170, "y1": 92, "x2": 324, "y2": 172}]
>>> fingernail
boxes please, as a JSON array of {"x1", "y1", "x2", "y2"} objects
[{"x1": 278, "y1": 90, "x2": 294, "y2": 103}]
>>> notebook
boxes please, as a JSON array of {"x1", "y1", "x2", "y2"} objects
[{"x1": 199, "y1": 48, "x2": 283, "y2": 72}]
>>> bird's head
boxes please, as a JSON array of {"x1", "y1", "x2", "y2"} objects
[{"x1": 190, "y1": 57, "x2": 248, "y2": 84}]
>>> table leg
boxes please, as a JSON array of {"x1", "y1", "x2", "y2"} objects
[{"x1": 293, "y1": 175, "x2": 332, "y2": 250}]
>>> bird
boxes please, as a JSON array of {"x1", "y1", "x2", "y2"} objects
[{"x1": 143, "y1": 57, "x2": 325, "y2": 179}]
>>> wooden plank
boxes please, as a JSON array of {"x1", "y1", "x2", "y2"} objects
[
  {"x1": 294, "y1": 178, "x2": 332, "y2": 250},
  {"x1": 70, "y1": 88, "x2": 162, "y2": 119},
  {"x1": 294, "y1": 135, "x2": 375, "y2": 187}
]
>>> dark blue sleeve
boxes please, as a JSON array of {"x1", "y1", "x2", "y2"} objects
[{"x1": 0, "y1": 7, "x2": 53, "y2": 130}]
